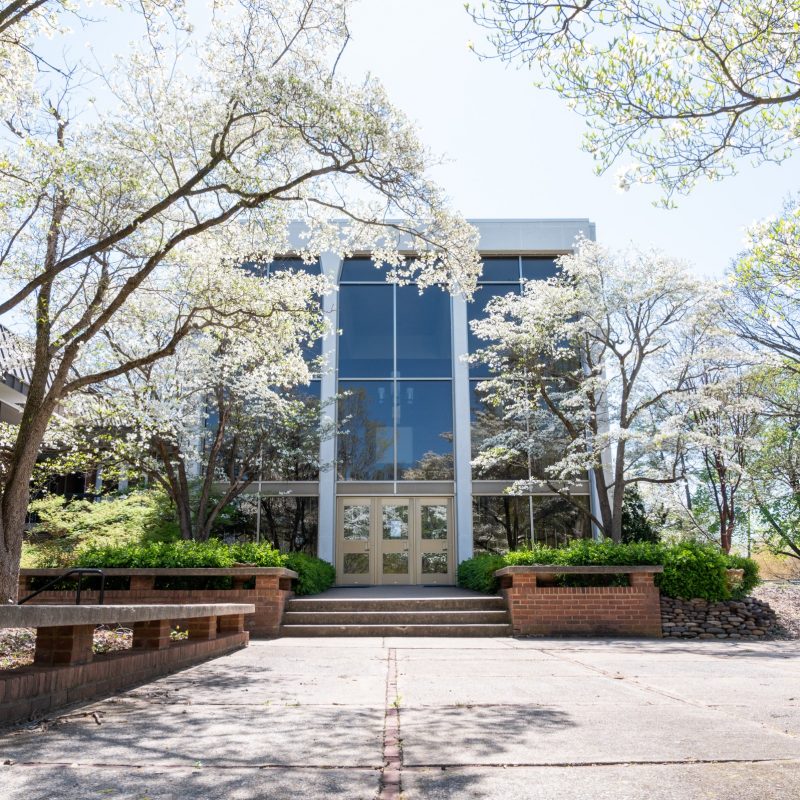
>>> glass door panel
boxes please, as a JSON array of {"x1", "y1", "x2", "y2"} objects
[
  {"x1": 338, "y1": 500, "x2": 374, "y2": 584},
  {"x1": 380, "y1": 500, "x2": 412, "y2": 585},
  {"x1": 417, "y1": 499, "x2": 453, "y2": 584}
]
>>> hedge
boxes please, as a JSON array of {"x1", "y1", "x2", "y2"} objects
[
  {"x1": 457, "y1": 540, "x2": 759, "y2": 601},
  {"x1": 73, "y1": 541, "x2": 335, "y2": 596}
]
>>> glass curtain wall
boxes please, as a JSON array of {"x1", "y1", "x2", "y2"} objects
[
  {"x1": 468, "y1": 256, "x2": 591, "y2": 552},
  {"x1": 337, "y1": 258, "x2": 454, "y2": 481}
]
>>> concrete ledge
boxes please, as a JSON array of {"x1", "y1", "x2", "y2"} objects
[
  {"x1": 495, "y1": 565, "x2": 664, "y2": 576},
  {"x1": 20, "y1": 567, "x2": 298, "y2": 578},
  {"x1": 0, "y1": 603, "x2": 255, "y2": 628}
]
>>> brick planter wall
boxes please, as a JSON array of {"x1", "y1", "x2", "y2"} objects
[
  {"x1": 1, "y1": 631, "x2": 248, "y2": 726},
  {"x1": 496, "y1": 567, "x2": 663, "y2": 638},
  {"x1": 18, "y1": 569, "x2": 295, "y2": 639}
]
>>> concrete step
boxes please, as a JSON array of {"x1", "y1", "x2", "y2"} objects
[
  {"x1": 283, "y1": 610, "x2": 510, "y2": 626},
  {"x1": 285, "y1": 597, "x2": 506, "y2": 613},
  {"x1": 279, "y1": 623, "x2": 512, "y2": 637}
]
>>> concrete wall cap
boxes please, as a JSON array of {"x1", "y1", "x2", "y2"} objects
[
  {"x1": 20, "y1": 567, "x2": 298, "y2": 578},
  {"x1": 494, "y1": 564, "x2": 664, "y2": 577},
  {"x1": 0, "y1": 603, "x2": 256, "y2": 628}
]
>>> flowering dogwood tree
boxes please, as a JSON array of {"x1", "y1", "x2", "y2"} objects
[
  {"x1": 0, "y1": 0, "x2": 481, "y2": 600},
  {"x1": 470, "y1": 239, "x2": 713, "y2": 542},
  {"x1": 63, "y1": 268, "x2": 328, "y2": 541},
  {"x1": 470, "y1": 1, "x2": 800, "y2": 197}
]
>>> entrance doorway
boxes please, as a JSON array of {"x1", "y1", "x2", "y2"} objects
[{"x1": 336, "y1": 497, "x2": 454, "y2": 585}]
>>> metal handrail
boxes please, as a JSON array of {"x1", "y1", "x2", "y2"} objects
[{"x1": 19, "y1": 568, "x2": 106, "y2": 605}]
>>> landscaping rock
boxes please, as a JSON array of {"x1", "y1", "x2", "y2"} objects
[{"x1": 660, "y1": 596, "x2": 779, "y2": 640}]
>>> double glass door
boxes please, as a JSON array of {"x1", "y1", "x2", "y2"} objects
[{"x1": 337, "y1": 497, "x2": 453, "y2": 585}]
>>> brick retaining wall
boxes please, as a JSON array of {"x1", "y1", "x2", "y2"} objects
[
  {"x1": 1, "y1": 630, "x2": 248, "y2": 726},
  {"x1": 18, "y1": 569, "x2": 295, "y2": 638},
  {"x1": 496, "y1": 566, "x2": 663, "y2": 638}
]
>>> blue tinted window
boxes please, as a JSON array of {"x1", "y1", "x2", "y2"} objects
[
  {"x1": 396, "y1": 286, "x2": 452, "y2": 377},
  {"x1": 338, "y1": 285, "x2": 393, "y2": 377},
  {"x1": 241, "y1": 258, "x2": 320, "y2": 277},
  {"x1": 521, "y1": 257, "x2": 558, "y2": 281},
  {"x1": 340, "y1": 258, "x2": 390, "y2": 282},
  {"x1": 467, "y1": 284, "x2": 520, "y2": 376},
  {"x1": 270, "y1": 257, "x2": 321, "y2": 275},
  {"x1": 480, "y1": 257, "x2": 520, "y2": 283},
  {"x1": 337, "y1": 381, "x2": 394, "y2": 480},
  {"x1": 396, "y1": 381, "x2": 453, "y2": 479},
  {"x1": 294, "y1": 380, "x2": 321, "y2": 400}
]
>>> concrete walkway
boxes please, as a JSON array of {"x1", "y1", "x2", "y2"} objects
[{"x1": 1, "y1": 637, "x2": 800, "y2": 799}]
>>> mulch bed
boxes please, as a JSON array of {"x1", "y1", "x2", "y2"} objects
[
  {"x1": 753, "y1": 582, "x2": 800, "y2": 639},
  {"x1": 0, "y1": 626, "x2": 133, "y2": 671}
]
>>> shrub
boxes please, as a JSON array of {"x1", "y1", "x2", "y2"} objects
[
  {"x1": 72, "y1": 540, "x2": 336, "y2": 595},
  {"x1": 23, "y1": 490, "x2": 179, "y2": 567},
  {"x1": 457, "y1": 552, "x2": 507, "y2": 594},
  {"x1": 459, "y1": 540, "x2": 761, "y2": 602},
  {"x1": 284, "y1": 552, "x2": 336, "y2": 596},
  {"x1": 656, "y1": 541, "x2": 731, "y2": 601},
  {"x1": 725, "y1": 552, "x2": 760, "y2": 599}
]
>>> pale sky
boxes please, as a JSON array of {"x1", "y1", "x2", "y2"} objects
[{"x1": 340, "y1": 0, "x2": 800, "y2": 277}]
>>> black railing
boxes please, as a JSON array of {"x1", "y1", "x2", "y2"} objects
[{"x1": 19, "y1": 568, "x2": 106, "y2": 606}]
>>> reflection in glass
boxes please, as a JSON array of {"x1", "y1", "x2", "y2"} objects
[
  {"x1": 337, "y1": 381, "x2": 394, "y2": 480},
  {"x1": 421, "y1": 505, "x2": 448, "y2": 540},
  {"x1": 382, "y1": 505, "x2": 409, "y2": 540},
  {"x1": 480, "y1": 257, "x2": 520, "y2": 282},
  {"x1": 344, "y1": 553, "x2": 370, "y2": 574},
  {"x1": 472, "y1": 496, "x2": 532, "y2": 554},
  {"x1": 383, "y1": 552, "x2": 409, "y2": 574},
  {"x1": 472, "y1": 495, "x2": 592, "y2": 554},
  {"x1": 257, "y1": 496, "x2": 319, "y2": 554},
  {"x1": 343, "y1": 505, "x2": 370, "y2": 540},
  {"x1": 396, "y1": 381, "x2": 454, "y2": 480},
  {"x1": 396, "y1": 286, "x2": 452, "y2": 377},
  {"x1": 421, "y1": 552, "x2": 448, "y2": 574},
  {"x1": 532, "y1": 494, "x2": 591, "y2": 547},
  {"x1": 338, "y1": 284, "x2": 393, "y2": 377},
  {"x1": 467, "y1": 284, "x2": 521, "y2": 377},
  {"x1": 469, "y1": 381, "x2": 529, "y2": 480},
  {"x1": 259, "y1": 383, "x2": 322, "y2": 481}
]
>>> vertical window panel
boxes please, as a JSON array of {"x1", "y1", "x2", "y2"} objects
[
  {"x1": 396, "y1": 286, "x2": 452, "y2": 377},
  {"x1": 467, "y1": 283, "x2": 521, "y2": 377},
  {"x1": 396, "y1": 381, "x2": 453, "y2": 480},
  {"x1": 337, "y1": 380, "x2": 394, "y2": 480},
  {"x1": 338, "y1": 285, "x2": 393, "y2": 378}
]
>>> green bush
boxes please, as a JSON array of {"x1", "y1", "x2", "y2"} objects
[
  {"x1": 23, "y1": 490, "x2": 179, "y2": 567},
  {"x1": 459, "y1": 540, "x2": 761, "y2": 602},
  {"x1": 284, "y1": 552, "x2": 336, "y2": 596},
  {"x1": 73, "y1": 540, "x2": 336, "y2": 595},
  {"x1": 657, "y1": 541, "x2": 730, "y2": 601},
  {"x1": 456, "y1": 552, "x2": 507, "y2": 594},
  {"x1": 725, "y1": 552, "x2": 760, "y2": 599}
]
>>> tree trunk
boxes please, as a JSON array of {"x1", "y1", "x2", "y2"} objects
[{"x1": 0, "y1": 399, "x2": 59, "y2": 602}]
